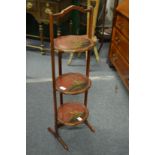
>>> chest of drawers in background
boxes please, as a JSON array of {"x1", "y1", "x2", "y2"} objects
[
  {"x1": 109, "y1": 0, "x2": 129, "y2": 89},
  {"x1": 26, "y1": 0, "x2": 72, "y2": 54},
  {"x1": 26, "y1": 0, "x2": 72, "y2": 24}
]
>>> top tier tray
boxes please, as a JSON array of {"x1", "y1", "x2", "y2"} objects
[{"x1": 54, "y1": 35, "x2": 94, "y2": 53}]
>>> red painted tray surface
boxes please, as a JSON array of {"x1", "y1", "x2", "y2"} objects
[
  {"x1": 56, "y1": 73, "x2": 91, "y2": 94},
  {"x1": 54, "y1": 35, "x2": 94, "y2": 53},
  {"x1": 58, "y1": 102, "x2": 89, "y2": 126}
]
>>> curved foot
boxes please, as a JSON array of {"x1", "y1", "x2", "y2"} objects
[
  {"x1": 94, "y1": 46, "x2": 99, "y2": 62},
  {"x1": 84, "y1": 120, "x2": 95, "y2": 133},
  {"x1": 48, "y1": 127, "x2": 69, "y2": 151}
]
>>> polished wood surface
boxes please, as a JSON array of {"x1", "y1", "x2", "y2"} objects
[
  {"x1": 109, "y1": 0, "x2": 129, "y2": 89},
  {"x1": 48, "y1": 5, "x2": 95, "y2": 150},
  {"x1": 116, "y1": 0, "x2": 129, "y2": 18},
  {"x1": 56, "y1": 72, "x2": 91, "y2": 95},
  {"x1": 54, "y1": 35, "x2": 94, "y2": 53},
  {"x1": 58, "y1": 102, "x2": 89, "y2": 126},
  {"x1": 110, "y1": 44, "x2": 129, "y2": 88},
  {"x1": 115, "y1": 14, "x2": 129, "y2": 39},
  {"x1": 112, "y1": 27, "x2": 129, "y2": 62}
]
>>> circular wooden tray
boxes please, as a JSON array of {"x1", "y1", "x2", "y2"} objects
[
  {"x1": 58, "y1": 102, "x2": 89, "y2": 126},
  {"x1": 54, "y1": 35, "x2": 94, "y2": 53},
  {"x1": 56, "y1": 73, "x2": 91, "y2": 95}
]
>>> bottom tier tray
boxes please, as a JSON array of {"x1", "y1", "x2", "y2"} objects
[{"x1": 58, "y1": 102, "x2": 89, "y2": 126}]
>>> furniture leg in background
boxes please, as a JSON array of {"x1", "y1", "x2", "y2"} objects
[
  {"x1": 39, "y1": 23, "x2": 45, "y2": 55},
  {"x1": 98, "y1": 0, "x2": 107, "y2": 52},
  {"x1": 67, "y1": 0, "x2": 80, "y2": 65},
  {"x1": 87, "y1": 0, "x2": 100, "y2": 62},
  {"x1": 98, "y1": 0, "x2": 119, "y2": 52},
  {"x1": 67, "y1": 0, "x2": 100, "y2": 65},
  {"x1": 26, "y1": 0, "x2": 72, "y2": 55}
]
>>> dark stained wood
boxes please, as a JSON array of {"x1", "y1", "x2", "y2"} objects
[
  {"x1": 84, "y1": 120, "x2": 95, "y2": 133},
  {"x1": 47, "y1": 127, "x2": 69, "y2": 151},
  {"x1": 48, "y1": 5, "x2": 95, "y2": 150},
  {"x1": 56, "y1": 73, "x2": 91, "y2": 95},
  {"x1": 49, "y1": 14, "x2": 58, "y2": 133},
  {"x1": 84, "y1": 50, "x2": 91, "y2": 107},
  {"x1": 58, "y1": 102, "x2": 89, "y2": 126},
  {"x1": 58, "y1": 52, "x2": 63, "y2": 105},
  {"x1": 53, "y1": 5, "x2": 93, "y2": 19},
  {"x1": 52, "y1": 5, "x2": 94, "y2": 53}
]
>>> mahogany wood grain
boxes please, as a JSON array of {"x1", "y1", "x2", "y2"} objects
[
  {"x1": 116, "y1": 0, "x2": 129, "y2": 18},
  {"x1": 115, "y1": 13, "x2": 129, "y2": 39},
  {"x1": 48, "y1": 5, "x2": 95, "y2": 150},
  {"x1": 112, "y1": 27, "x2": 129, "y2": 62},
  {"x1": 110, "y1": 44, "x2": 129, "y2": 89},
  {"x1": 109, "y1": 0, "x2": 129, "y2": 89}
]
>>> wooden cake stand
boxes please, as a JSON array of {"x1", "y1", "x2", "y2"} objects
[{"x1": 48, "y1": 5, "x2": 95, "y2": 151}]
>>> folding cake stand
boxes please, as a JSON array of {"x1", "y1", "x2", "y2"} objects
[{"x1": 47, "y1": 5, "x2": 95, "y2": 151}]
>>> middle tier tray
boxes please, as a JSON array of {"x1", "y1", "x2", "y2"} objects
[{"x1": 56, "y1": 72, "x2": 91, "y2": 95}]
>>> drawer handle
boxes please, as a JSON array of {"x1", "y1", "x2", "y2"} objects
[
  {"x1": 45, "y1": 3, "x2": 52, "y2": 14},
  {"x1": 45, "y1": 8, "x2": 52, "y2": 14},
  {"x1": 115, "y1": 37, "x2": 121, "y2": 44},
  {"x1": 27, "y1": 2, "x2": 33, "y2": 9},
  {"x1": 112, "y1": 53, "x2": 118, "y2": 61}
]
